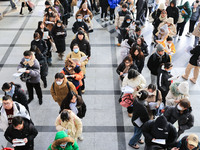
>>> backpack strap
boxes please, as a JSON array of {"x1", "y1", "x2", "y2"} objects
[
  {"x1": 155, "y1": 90, "x2": 158, "y2": 102},
  {"x1": 66, "y1": 81, "x2": 71, "y2": 93},
  {"x1": 15, "y1": 102, "x2": 21, "y2": 113}
]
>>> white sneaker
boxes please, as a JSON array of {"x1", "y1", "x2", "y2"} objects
[
  {"x1": 78, "y1": 136, "x2": 84, "y2": 141},
  {"x1": 101, "y1": 18, "x2": 104, "y2": 22},
  {"x1": 110, "y1": 20, "x2": 113, "y2": 25},
  {"x1": 104, "y1": 17, "x2": 109, "y2": 21},
  {"x1": 186, "y1": 32, "x2": 190, "y2": 37},
  {"x1": 178, "y1": 36, "x2": 181, "y2": 40}
]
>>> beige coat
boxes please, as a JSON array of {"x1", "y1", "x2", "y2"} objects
[
  {"x1": 145, "y1": 88, "x2": 162, "y2": 105},
  {"x1": 50, "y1": 78, "x2": 78, "y2": 106},
  {"x1": 66, "y1": 51, "x2": 88, "y2": 75},
  {"x1": 193, "y1": 22, "x2": 200, "y2": 37},
  {"x1": 157, "y1": 22, "x2": 177, "y2": 37},
  {"x1": 55, "y1": 110, "x2": 83, "y2": 140},
  {"x1": 166, "y1": 91, "x2": 189, "y2": 106}
]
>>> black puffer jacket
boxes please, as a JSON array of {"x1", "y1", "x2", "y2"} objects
[
  {"x1": 70, "y1": 34, "x2": 91, "y2": 57},
  {"x1": 4, "y1": 118, "x2": 38, "y2": 149},
  {"x1": 164, "y1": 105, "x2": 194, "y2": 132},
  {"x1": 30, "y1": 39, "x2": 48, "y2": 56},
  {"x1": 147, "y1": 52, "x2": 170, "y2": 75},
  {"x1": 132, "y1": 42, "x2": 149, "y2": 57},
  {"x1": 131, "y1": 99, "x2": 150, "y2": 128},
  {"x1": 34, "y1": 52, "x2": 48, "y2": 77},
  {"x1": 189, "y1": 45, "x2": 200, "y2": 66},
  {"x1": 131, "y1": 55, "x2": 145, "y2": 73},
  {"x1": 142, "y1": 118, "x2": 177, "y2": 148},
  {"x1": 72, "y1": 21, "x2": 89, "y2": 34},
  {"x1": 4, "y1": 83, "x2": 29, "y2": 111}
]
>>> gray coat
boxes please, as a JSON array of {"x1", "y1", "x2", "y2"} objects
[
  {"x1": 190, "y1": 2, "x2": 200, "y2": 21},
  {"x1": 164, "y1": 104, "x2": 194, "y2": 132},
  {"x1": 17, "y1": 58, "x2": 41, "y2": 83}
]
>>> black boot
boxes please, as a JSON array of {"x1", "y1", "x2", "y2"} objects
[{"x1": 39, "y1": 99, "x2": 43, "y2": 105}]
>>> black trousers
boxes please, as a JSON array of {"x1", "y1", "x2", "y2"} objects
[
  {"x1": 189, "y1": 20, "x2": 197, "y2": 33},
  {"x1": 110, "y1": 8, "x2": 115, "y2": 20},
  {"x1": 177, "y1": 21, "x2": 186, "y2": 36},
  {"x1": 26, "y1": 82, "x2": 42, "y2": 100},
  {"x1": 101, "y1": 6, "x2": 108, "y2": 18},
  {"x1": 41, "y1": 75, "x2": 47, "y2": 85},
  {"x1": 20, "y1": 2, "x2": 32, "y2": 14},
  {"x1": 90, "y1": 0, "x2": 99, "y2": 12}
]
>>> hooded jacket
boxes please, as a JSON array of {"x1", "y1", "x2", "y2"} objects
[
  {"x1": 175, "y1": 136, "x2": 200, "y2": 150},
  {"x1": 164, "y1": 104, "x2": 194, "y2": 132},
  {"x1": 48, "y1": 131, "x2": 79, "y2": 150},
  {"x1": 115, "y1": 10, "x2": 133, "y2": 27},
  {"x1": 178, "y1": 1, "x2": 192, "y2": 23},
  {"x1": 70, "y1": 33, "x2": 91, "y2": 57},
  {"x1": 108, "y1": 0, "x2": 121, "y2": 9},
  {"x1": 4, "y1": 118, "x2": 38, "y2": 149},
  {"x1": 120, "y1": 14, "x2": 133, "y2": 29},
  {"x1": 166, "y1": 0, "x2": 179, "y2": 24},
  {"x1": 55, "y1": 110, "x2": 82, "y2": 141},
  {"x1": 50, "y1": 78, "x2": 78, "y2": 106},
  {"x1": 147, "y1": 52, "x2": 170, "y2": 75},
  {"x1": 72, "y1": 20, "x2": 89, "y2": 34},
  {"x1": 30, "y1": 39, "x2": 48, "y2": 56},
  {"x1": 190, "y1": 1, "x2": 200, "y2": 21},
  {"x1": 17, "y1": 55, "x2": 41, "y2": 84},
  {"x1": 120, "y1": 39, "x2": 131, "y2": 61},
  {"x1": 142, "y1": 116, "x2": 177, "y2": 148}
]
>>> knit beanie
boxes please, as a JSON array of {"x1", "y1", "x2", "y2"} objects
[
  {"x1": 156, "y1": 44, "x2": 164, "y2": 52},
  {"x1": 178, "y1": 81, "x2": 189, "y2": 95}
]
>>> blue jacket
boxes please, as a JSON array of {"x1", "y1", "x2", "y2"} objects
[
  {"x1": 190, "y1": 2, "x2": 200, "y2": 21},
  {"x1": 108, "y1": 0, "x2": 120, "y2": 9}
]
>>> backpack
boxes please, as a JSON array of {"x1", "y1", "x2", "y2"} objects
[{"x1": 120, "y1": 93, "x2": 134, "y2": 108}]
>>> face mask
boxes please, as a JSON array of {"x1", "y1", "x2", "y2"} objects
[
  {"x1": 177, "y1": 104, "x2": 183, "y2": 111},
  {"x1": 25, "y1": 58, "x2": 30, "y2": 62},
  {"x1": 60, "y1": 143, "x2": 68, "y2": 147},
  {"x1": 49, "y1": 11, "x2": 53, "y2": 14},
  {"x1": 56, "y1": 81, "x2": 63, "y2": 85},
  {"x1": 73, "y1": 48, "x2": 79, "y2": 53},
  {"x1": 167, "y1": 70, "x2": 171, "y2": 73},
  {"x1": 126, "y1": 20, "x2": 131, "y2": 23},
  {"x1": 77, "y1": 19, "x2": 82, "y2": 22},
  {"x1": 35, "y1": 39, "x2": 40, "y2": 42},
  {"x1": 6, "y1": 85, "x2": 15, "y2": 97},
  {"x1": 148, "y1": 92, "x2": 154, "y2": 96},
  {"x1": 68, "y1": 67, "x2": 72, "y2": 70},
  {"x1": 157, "y1": 127, "x2": 163, "y2": 131},
  {"x1": 83, "y1": 9, "x2": 87, "y2": 11},
  {"x1": 57, "y1": 25, "x2": 61, "y2": 27}
]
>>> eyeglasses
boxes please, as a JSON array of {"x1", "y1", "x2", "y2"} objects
[{"x1": 3, "y1": 102, "x2": 11, "y2": 106}]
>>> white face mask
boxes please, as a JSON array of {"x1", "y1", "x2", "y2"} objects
[
  {"x1": 157, "y1": 128, "x2": 163, "y2": 131},
  {"x1": 35, "y1": 39, "x2": 40, "y2": 41},
  {"x1": 68, "y1": 67, "x2": 72, "y2": 70},
  {"x1": 148, "y1": 92, "x2": 154, "y2": 96},
  {"x1": 83, "y1": 9, "x2": 87, "y2": 11},
  {"x1": 177, "y1": 104, "x2": 183, "y2": 111},
  {"x1": 56, "y1": 80, "x2": 63, "y2": 85}
]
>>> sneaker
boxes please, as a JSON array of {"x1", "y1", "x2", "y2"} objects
[
  {"x1": 190, "y1": 78, "x2": 196, "y2": 84},
  {"x1": 182, "y1": 75, "x2": 188, "y2": 80},
  {"x1": 178, "y1": 36, "x2": 181, "y2": 40},
  {"x1": 29, "y1": 11, "x2": 33, "y2": 14},
  {"x1": 44, "y1": 83, "x2": 47, "y2": 88},
  {"x1": 101, "y1": 18, "x2": 104, "y2": 22},
  {"x1": 138, "y1": 139, "x2": 144, "y2": 144},
  {"x1": 109, "y1": 20, "x2": 113, "y2": 25},
  {"x1": 104, "y1": 17, "x2": 109, "y2": 21},
  {"x1": 128, "y1": 144, "x2": 139, "y2": 149},
  {"x1": 128, "y1": 113, "x2": 132, "y2": 118},
  {"x1": 12, "y1": 7, "x2": 17, "y2": 9},
  {"x1": 19, "y1": 13, "x2": 24, "y2": 16},
  {"x1": 173, "y1": 35, "x2": 178, "y2": 38},
  {"x1": 78, "y1": 136, "x2": 84, "y2": 141},
  {"x1": 117, "y1": 43, "x2": 121, "y2": 47},
  {"x1": 81, "y1": 90, "x2": 85, "y2": 94}
]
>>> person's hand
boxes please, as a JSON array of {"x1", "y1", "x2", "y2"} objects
[
  {"x1": 88, "y1": 57, "x2": 90, "y2": 60},
  {"x1": 126, "y1": 28, "x2": 129, "y2": 31},
  {"x1": 25, "y1": 70, "x2": 30, "y2": 74},
  {"x1": 23, "y1": 138, "x2": 28, "y2": 144},
  {"x1": 115, "y1": 26, "x2": 118, "y2": 30},
  {"x1": 12, "y1": 139, "x2": 17, "y2": 144},
  {"x1": 174, "y1": 100, "x2": 180, "y2": 103},
  {"x1": 120, "y1": 72, "x2": 123, "y2": 76},
  {"x1": 152, "y1": 138, "x2": 156, "y2": 141},
  {"x1": 47, "y1": 36, "x2": 50, "y2": 39}
]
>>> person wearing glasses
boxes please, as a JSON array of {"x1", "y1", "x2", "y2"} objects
[{"x1": 0, "y1": 95, "x2": 30, "y2": 132}]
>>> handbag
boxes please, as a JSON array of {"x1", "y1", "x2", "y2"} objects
[
  {"x1": 20, "y1": 72, "x2": 31, "y2": 82},
  {"x1": 120, "y1": 93, "x2": 134, "y2": 108},
  {"x1": 71, "y1": 0, "x2": 77, "y2": 6},
  {"x1": 50, "y1": 41, "x2": 57, "y2": 52}
]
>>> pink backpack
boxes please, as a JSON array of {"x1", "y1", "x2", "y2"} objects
[{"x1": 120, "y1": 93, "x2": 134, "y2": 108}]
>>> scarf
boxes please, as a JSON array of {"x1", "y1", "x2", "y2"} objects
[
  {"x1": 159, "y1": 15, "x2": 167, "y2": 22},
  {"x1": 23, "y1": 53, "x2": 35, "y2": 67},
  {"x1": 155, "y1": 51, "x2": 164, "y2": 62}
]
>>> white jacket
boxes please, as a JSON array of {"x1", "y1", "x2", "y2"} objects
[
  {"x1": 122, "y1": 74, "x2": 146, "y2": 95},
  {"x1": 0, "y1": 102, "x2": 30, "y2": 131},
  {"x1": 120, "y1": 39, "x2": 131, "y2": 62},
  {"x1": 166, "y1": 91, "x2": 189, "y2": 106}
]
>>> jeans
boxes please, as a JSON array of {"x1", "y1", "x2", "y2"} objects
[
  {"x1": 26, "y1": 82, "x2": 42, "y2": 100},
  {"x1": 129, "y1": 126, "x2": 142, "y2": 146},
  {"x1": 194, "y1": 36, "x2": 199, "y2": 46},
  {"x1": 10, "y1": 0, "x2": 17, "y2": 8}
]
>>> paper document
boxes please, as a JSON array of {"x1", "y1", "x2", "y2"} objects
[
  {"x1": 168, "y1": 76, "x2": 179, "y2": 81},
  {"x1": 13, "y1": 139, "x2": 25, "y2": 147},
  {"x1": 121, "y1": 86, "x2": 134, "y2": 93},
  {"x1": 116, "y1": 29, "x2": 121, "y2": 34},
  {"x1": 149, "y1": 102, "x2": 157, "y2": 110},
  {"x1": 134, "y1": 117, "x2": 143, "y2": 127},
  {"x1": 80, "y1": 56, "x2": 88, "y2": 63},
  {"x1": 152, "y1": 139, "x2": 166, "y2": 145},
  {"x1": 18, "y1": 68, "x2": 26, "y2": 73},
  {"x1": 65, "y1": 75, "x2": 73, "y2": 78},
  {"x1": 45, "y1": 21, "x2": 54, "y2": 24},
  {"x1": 13, "y1": 72, "x2": 23, "y2": 78},
  {"x1": 84, "y1": 15, "x2": 89, "y2": 18},
  {"x1": 43, "y1": 31, "x2": 49, "y2": 39},
  {"x1": 173, "y1": 121, "x2": 179, "y2": 132}
]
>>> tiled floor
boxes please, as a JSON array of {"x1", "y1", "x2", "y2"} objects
[{"x1": 0, "y1": 1, "x2": 200, "y2": 150}]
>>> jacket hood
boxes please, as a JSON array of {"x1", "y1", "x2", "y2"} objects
[
  {"x1": 124, "y1": 14, "x2": 132, "y2": 20},
  {"x1": 170, "y1": 0, "x2": 176, "y2": 7},
  {"x1": 76, "y1": 31, "x2": 85, "y2": 41},
  {"x1": 160, "y1": 24, "x2": 168, "y2": 33},
  {"x1": 183, "y1": 1, "x2": 190, "y2": 9},
  {"x1": 165, "y1": 17, "x2": 174, "y2": 24},
  {"x1": 51, "y1": 131, "x2": 75, "y2": 150}
]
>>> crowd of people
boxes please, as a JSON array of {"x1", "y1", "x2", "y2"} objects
[{"x1": 1, "y1": 0, "x2": 200, "y2": 149}]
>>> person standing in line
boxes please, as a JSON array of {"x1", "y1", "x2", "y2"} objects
[
  {"x1": 108, "y1": 0, "x2": 121, "y2": 24},
  {"x1": 19, "y1": 0, "x2": 33, "y2": 16},
  {"x1": 17, "y1": 51, "x2": 43, "y2": 105},
  {"x1": 99, "y1": 0, "x2": 109, "y2": 21},
  {"x1": 166, "y1": 0, "x2": 179, "y2": 24}
]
